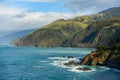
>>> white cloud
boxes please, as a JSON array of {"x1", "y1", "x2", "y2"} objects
[
  {"x1": 0, "y1": 4, "x2": 80, "y2": 32},
  {"x1": 0, "y1": 4, "x2": 24, "y2": 15}
]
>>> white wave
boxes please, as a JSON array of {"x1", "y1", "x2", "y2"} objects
[
  {"x1": 50, "y1": 56, "x2": 108, "y2": 73},
  {"x1": 48, "y1": 57, "x2": 76, "y2": 61},
  {"x1": 98, "y1": 66, "x2": 110, "y2": 70},
  {"x1": 51, "y1": 60, "x2": 71, "y2": 68},
  {"x1": 52, "y1": 62, "x2": 96, "y2": 73},
  {"x1": 51, "y1": 59, "x2": 106, "y2": 73},
  {"x1": 49, "y1": 57, "x2": 67, "y2": 60},
  {"x1": 50, "y1": 56, "x2": 113, "y2": 73},
  {"x1": 50, "y1": 56, "x2": 79, "y2": 69}
]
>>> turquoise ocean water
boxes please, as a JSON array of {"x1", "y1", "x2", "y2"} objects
[{"x1": 0, "y1": 45, "x2": 120, "y2": 80}]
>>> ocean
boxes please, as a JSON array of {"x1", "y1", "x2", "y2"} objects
[{"x1": 0, "y1": 45, "x2": 120, "y2": 80}]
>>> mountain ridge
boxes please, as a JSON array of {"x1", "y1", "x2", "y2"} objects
[
  {"x1": 13, "y1": 7, "x2": 120, "y2": 48},
  {"x1": 13, "y1": 19, "x2": 87, "y2": 47},
  {"x1": 0, "y1": 29, "x2": 36, "y2": 43},
  {"x1": 63, "y1": 16, "x2": 120, "y2": 47}
]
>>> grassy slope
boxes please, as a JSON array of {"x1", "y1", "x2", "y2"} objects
[
  {"x1": 63, "y1": 17, "x2": 120, "y2": 48},
  {"x1": 13, "y1": 19, "x2": 87, "y2": 47},
  {"x1": 13, "y1": 7, "x2": 120, "y2": 47},
  {"x1": 43, "y1": 19, "x2": 87, "y2": 38}
]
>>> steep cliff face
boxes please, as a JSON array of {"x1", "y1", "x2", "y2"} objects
[
  {"x1": 67, "y1": 20, "x2": 120, "y2": 69},
  {"x1": 81, "y1": 28, "x2": 120, "y2": 69},
  {"x1": 63, "y1": 17, "x2": 120, "y2": 48}
]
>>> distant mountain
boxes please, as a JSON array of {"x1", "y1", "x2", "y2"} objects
[
  {"x1": 0, "y1": 31, "x2": 13, "y2": 38},
  {"x1": 70, "y1": 7, "x2": 120, "y2": 24},
  {"x1": 13, "y1": 7, "x2": 120, "y2": 47},
  {"x1": 100, "y1": 7, "x2": 120, "y2": 16},
  {"x1": 0, "y1": 29, "x2": 35, "y2": 43}
]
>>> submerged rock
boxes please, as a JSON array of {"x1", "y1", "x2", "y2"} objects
[
  {"x1": 67, "y1": 56, "x2": 74, "y2": 58},
  {"x1": 76, "y1": 67, "x2": 92, "y2": 71}
]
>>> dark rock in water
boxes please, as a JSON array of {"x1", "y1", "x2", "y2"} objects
[
  {"x1": 67, "y1": 56, "x2": 74, "y2": 58},
  {"x1": 79, "y1": 58, "x2": 83, "y2": 61},
  {"x1": 76, "y1": 67, "x2": 92, "y2": 71},
  {"x1": 62, "y1": 56, "x2": 74, "y2": 58},
  {"x1": 62, "y1": 56, "x2": 65, "y2": 58},
  {"x1": 64, "y1": 60, "x2": 80, "y2": 66}
]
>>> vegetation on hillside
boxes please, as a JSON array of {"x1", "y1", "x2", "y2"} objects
[
  {"x1": 81, "y1": 43, "x2": 120, "y2": 69},
  {"x1": 13, "y1": 19, "x2": 87, "y2": 47},
  {"x1": 13, "y1": 7, "x2": 120, "y2": 48},
  {"x1": 63, "y1": 16, "x2": 120, "y2": 48}
]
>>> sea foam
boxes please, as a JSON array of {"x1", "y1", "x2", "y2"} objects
[
  {"x1": 49, "y1": 56, "x2": 112, "y2": 73},
  {"x1": 48, "y1": 57, "x2": 76, "y2": 60}
]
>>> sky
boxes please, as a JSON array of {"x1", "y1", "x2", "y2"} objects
[{"x1": 0, "y1": 0, "x2": 120, "y2": 33}]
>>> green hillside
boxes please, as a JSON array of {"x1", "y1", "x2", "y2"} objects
[
  {"x1": 43, "y1": 19, "x2": 87, "y2": 38},
  {"x1": 63, "y1": 16, "x2": 120, "y2": 48},
  {"x1": 13, "y1": 19, "x2": 87, "y2": 47},
  {"x1": 13, "y1": 7, "x2": 120, "y2": 48}
]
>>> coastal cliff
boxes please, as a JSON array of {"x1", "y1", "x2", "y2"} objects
[
  {"x1": 63, "y1": 29, "x2": 120, "y2": 70},
  {"x1": 63, "y1": 16, "x2": 120, "y2": 48},
  {"x1": 81, "y1": 44, "x2": 120, "y2": 69},
  {"x1": 81, "y1": 27, "x2": 120, "y2": 69}
]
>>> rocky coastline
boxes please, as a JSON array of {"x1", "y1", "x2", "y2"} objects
[
  {"x1": 81, "y1": 46, "x2": 120, "y2": 70},
  {"x1": 62, "y1": 45, "x2": 120, "y2": 70}
]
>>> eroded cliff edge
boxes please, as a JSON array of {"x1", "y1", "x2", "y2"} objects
[{"x1": 81, "y1": 45, "x2": 120, "y2": 70}]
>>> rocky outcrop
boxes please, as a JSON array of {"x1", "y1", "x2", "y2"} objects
[
  {"x1": 64, "y1": 60, "x2": 81, "y2": 66},
  {"x1": 63, "y1": 31, "x2": 120, "y2": 70},
  {"x1": 81, "y1": 45, "x2": 120, "y2": 70}
]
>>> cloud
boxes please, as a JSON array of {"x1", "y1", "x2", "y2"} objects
[
  {"x1": 65, "y1": 0, "x2": 120, "y2": 12},
  {"x1": 0, "y1": 4, "x2": 78, "y2": 32},
  {"x1": 0, "y1": 4, "x2": 24, "y2": 16}
]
